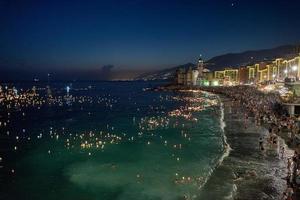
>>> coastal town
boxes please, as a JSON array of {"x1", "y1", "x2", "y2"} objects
[
  {"x1": 175, "y1": 53, "x2": 300, "y2": 87},
  {"x1": 168, "y1": 52, "x2": 300, "y2": 199},
  {"x1": 2, "y1": 1, "x2": 300, "y2": 199},
  {"x1": 1, "y1": 51, "x2": 300, "y2": 199},
  {"x1": 175, "y1": 52, "x2": 300, "y2": 116},
  {"x1": 1, "y1": 52, "x2": 300, "y2": 199}
]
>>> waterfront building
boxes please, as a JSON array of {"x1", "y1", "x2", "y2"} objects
[
  {"x1": 284, "y1": 54, "x2": 300, "y2": 80},
  {"x1": 246, "y1": 61, "x2": 276, "y2": 83},
  {"x1": 175, "y1": 53, "x2": 300, "y2": 87},
  {"x1": 281, "y1": 54, "x2": 300, "y2": 115},
  {"x1": 238, "y1": 67, "x2": 249, "y2": 84},
  {"x1": 252, "y1": 62, "x2": 267, "y2": 83},
  {"x1": 191, "y1": 69, "x2": 199, "y2": 85},
  {"x1": 256, "y1": 62, "x2": 270, "y2": 82},
  {"x1": 247, "y1": 64, "x2": 256, "y2": 83},
  {"x1": 214, "y1": 68, "x2": 239, "y2": 85},
  {"x1": 175, "y1": 56, "x2": 207, "y2": 86},
  {"x1": 203, "y1": 71, "x2": 214, "y2": 81},
  {"x1": 272, "y1": 58, "x2": 285, "y2": 81},
  {"x1": 283, "y1": 80, "x2": 300, "y2": 115},
  {"x1": 197, "y1": 56, "x2": 204, "y2": 78},
  {"x1": 214, "y1": 70, "x2": 225, "y2": 79}
]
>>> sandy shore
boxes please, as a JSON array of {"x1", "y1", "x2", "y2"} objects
[{"x1": 197, "y1": 96, "x2": 293, "y2": 200}]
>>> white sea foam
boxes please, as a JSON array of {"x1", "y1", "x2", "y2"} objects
[
  {"x1": 224, "y1": 184, "x2": 237, "y2": 200},
  {"x1": 217, "y1": 97, "x2": 232, "y2": 165},
  {"x1": 198, "y1": 94, "x2": 232, "y2": 192}
]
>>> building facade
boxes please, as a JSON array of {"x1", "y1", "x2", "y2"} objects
[
  {"x1": 213, "y1": 68, "x2": 239, "y2": 85},
  {"x1": 175, "y1": 53, "x2": 300, "y2": 86},
  {"x1": 175, "y1": 56, "x2": 207, "y2": 86}
]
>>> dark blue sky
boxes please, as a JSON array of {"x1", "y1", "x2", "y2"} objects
[{"x1": 1, "y1": 0, "x2": 300, "y2": 73}]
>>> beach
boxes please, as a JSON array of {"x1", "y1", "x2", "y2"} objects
[
  {"x1": 150, "y1": 84, "x2": 298, "y2": 199},
  {"x1": 203, "y1": 95, "x2": 293, "y2": 200}
]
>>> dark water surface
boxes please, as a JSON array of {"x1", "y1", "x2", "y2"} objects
[{"x1": 0, "y1": 81, "x2": 228, "y2": 200}]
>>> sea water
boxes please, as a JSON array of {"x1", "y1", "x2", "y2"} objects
[{"x1": 0, "y1": 81, "x2": 229, "y2": 200}]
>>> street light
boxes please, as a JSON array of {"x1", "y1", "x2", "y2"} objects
[
  {"x1": 284, "y1": 69, "x2": 288, "y2": 74},
  {"x1": 272, "y1": 74, "x2": 276, "y2": 83},
  {"x1": 292, "y1": 65, "x2": 297, "y2": 71}
]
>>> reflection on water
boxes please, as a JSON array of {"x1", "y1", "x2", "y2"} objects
[{"x1": 0, "y1": 81, "x2": 226, "y2": 200}]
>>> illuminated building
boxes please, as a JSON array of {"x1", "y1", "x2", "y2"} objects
[
  {"x1": 197, "y1": 56, "x2": 204, "y2": 78},
  {"x1": 244, "y1": 55, "x2": 300, "y2": 84},
  {"x1": 175, "y1": 66, "x2": 199, "y2": 86},
  {"x1": 281, "y1": 54, "x2": 300, "y2": 115},
  {"x1": 246, "y1": 61, "x2": 276, "y2": 83},
  {"x1": 214, "y1": 68, "x2": 239, "y2": 85},
  {"x1": 283, "y1": 54, "x2": 300, "y2": 80},
  {"x1": 175, "y1": 55, "x2": 207, "y2": 86},
  {"x1": 203, "y1": 71, "x2": 214, "y2": 81},
  {"x1": 256, "y1": 62, "x2": 269, "y2": 82},
  {"x1": 176, "y1": 53, "x2": 300, "y2": 87},
  {"x1": 272, "y1": 58, "x2": 285, "y2": 81},
  {"x1": 238, "y1": 67, "x2": 249, "y2": 84},
  {"x1": 191, "y1": 69, "x2": 199, "y2": 85}
]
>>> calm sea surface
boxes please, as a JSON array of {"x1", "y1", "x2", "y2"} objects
[{"x1": 0, "y1": 81, "x2": 227, "y2": 200}]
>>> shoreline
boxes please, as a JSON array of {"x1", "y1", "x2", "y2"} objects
[
  {"x1": 154, "y1": 84, "x2": 295, "y2": 199},
  {"x1": 199, "y1": 95, "x2": 292, "y2": 199},
  {"x1": 196, "y1": 93, "x2": 232, "y2": 193}
]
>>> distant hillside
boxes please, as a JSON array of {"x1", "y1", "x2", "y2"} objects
[
  {"x1": 206, "y1": 44, "x2": 299, "y2": 71},
  {"x1": 136, "y1": 44, "x2": 299, "y2": 80},
  {"x1": 135, "y1": 63, "x2": 195, "y2": 80}
]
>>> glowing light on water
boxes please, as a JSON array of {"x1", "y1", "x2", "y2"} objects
[
  {"x1": 0, "y1": 83, "x2": 230, "y2": 199},
  {"x1": 66, "y1": 86, "x2": 70, "y2": 93}
]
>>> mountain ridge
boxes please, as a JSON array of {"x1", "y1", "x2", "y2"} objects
[{"x1": 136, "y1": 44, "x2": 300, "y2": 80}]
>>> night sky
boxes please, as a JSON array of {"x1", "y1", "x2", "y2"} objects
[{"x1": 1, "y1": 0, "x2": 300, "y2": 80}]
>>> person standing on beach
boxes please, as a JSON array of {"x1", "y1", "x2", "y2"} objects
[
  {"x1": 259, "y1": 137, "x2": 264, "y2": 151},
  {"x1": 282, "y1": 183, "x2": 294, "y2": 200},
  {"x1": 244, "y1": 113, "x2": 248, "y2": 129},
  {"x1": 255, "y1": 113, "x2": 259, "y2": 126},
  {"x1": 287, "y1": 158, "x2": 292, "y2": 174},
  {"x1": 281, "y1": 146, "x2": 285, "y2": 159}
]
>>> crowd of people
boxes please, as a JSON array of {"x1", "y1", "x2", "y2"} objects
[{"x1": 201, "y1": 85, "x2": 300, "y2": 200}]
